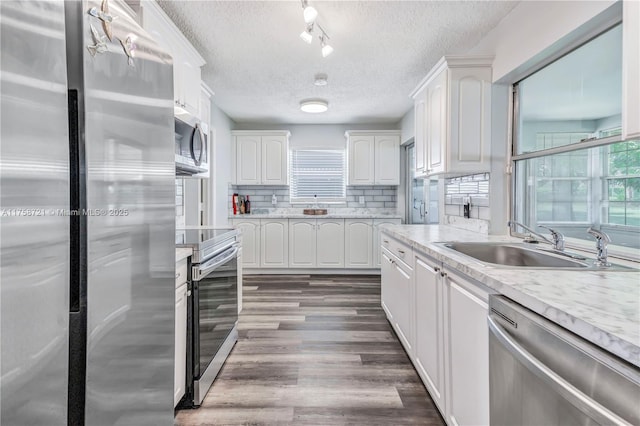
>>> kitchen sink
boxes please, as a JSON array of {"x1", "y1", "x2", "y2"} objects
[{"x1": 438, "y1": 242, "x2": 636, "y2": 271}]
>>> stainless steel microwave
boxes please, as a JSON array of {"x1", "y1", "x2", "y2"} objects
[{"x1": 175, "y1": 115, "x2": 209, "y2": 177}]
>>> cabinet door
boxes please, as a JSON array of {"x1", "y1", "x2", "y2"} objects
[
  {"x1": 374, "y1": 135, "x2": 400, "y2": 185},
  {"x1": 344, "y1": 219, "x2": 373, "y2": 268},
  {"x1": 448, "y1": 67, "x2": 491, "y2": 174},
  {"x1": 289, "y1": 219, "x2": 316, "y2": 268},
  {"x1": 426, "y1": 69, "x2": 447, "y2": 175},
  {"x1": 373, "y1": 220, "x2": 401, "y2": 267},
  {"x1": 317, "y1": 219, "x2": 345, "y2": 268},
  {"x1": 174, "y1": 283, "x2": 188, "y2": 407},
  {"x1": 233, "y1": 220, "x2": 260, "y2": 268},
  {"x1": 623, "y1": 0, "x2": 640, "y2": 140},
  {"x1": 380, "y1": 250, "x2": 394, "y2": 320},
  {"x1": 414, "y1": 94, "x2": 428, "y2": 177},
  {"x1": 182, "y1": 58, "x2": 201, "y2": 116},
  {"x1": 391, "y1": 260, "x2": 413, "y2": 355},
  {"x1": 414, "y1": 256, "x2": 446, "y2": 414},
  {"x1": 260, "y1": 220, "x2": 288, "y2": 268},
  {"x1": 446, "y1": 275, "x2": 490, "y2": 426},
  {"x1": 235, "y1": 136, "x2": 261, "y2": 184},
  {"x1": 141, "y1": 4, "x2": 181, "y2": 108},
  {"x1": 348, "y1": 136, "x2": 375, "y2": 185},
  {"x1": 261, "y1": 135, "x2": 288, "y2": 185},
  {"x1": 199, "y1": 89, "x2": 211, "y2": 127}
]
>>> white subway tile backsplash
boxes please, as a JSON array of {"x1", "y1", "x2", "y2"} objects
[
  {"x1": 444, "y1": 173, "x2": 490, "y2": 221},
  {"x1": 230, "y1": 185, "x2": 397, "y2": 212}
]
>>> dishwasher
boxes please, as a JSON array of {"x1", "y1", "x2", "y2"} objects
[{"x1": 488, "y1": 295, "x2": 640, "y2": 426}]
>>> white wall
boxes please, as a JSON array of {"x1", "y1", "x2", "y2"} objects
[
  {"x1": 469, "y1": 1, "x2": 619, "y2": 83},
  {"x1": 232, "y1": 123, "x2": 398, "y2": 149},
  {"x1": 211, "y1": 103, "x2": 235, "y2": 228},
  {"x1": 399, "y1": 107, "x2": 414, "y2": 144}
]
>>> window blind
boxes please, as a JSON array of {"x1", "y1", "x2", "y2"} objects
[{"x1": 290, "y1": 149, "x2": 346, "y2": 202}]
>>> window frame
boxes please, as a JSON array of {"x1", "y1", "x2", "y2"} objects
[{"x1": 289, "y1": 147, "x2": 347, "y2": 205}]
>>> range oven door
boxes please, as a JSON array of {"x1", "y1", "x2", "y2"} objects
[{"x1": 191, "y1": 244, "x2": 239, "y2": 403}]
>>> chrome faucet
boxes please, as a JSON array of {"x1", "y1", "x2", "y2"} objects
[
  {"x1": 587, "y1": 227, "x2": 611, "y2": 267},
  {"x1": 538, "y1": 225, "x2": 565, "y2": 251},
  {"x1": 508, "y1": 221, "x2": 565, "y2": 251}
]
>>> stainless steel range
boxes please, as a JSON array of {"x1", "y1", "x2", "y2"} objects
[{"x1": 176, "y1": 227, "x2": 240, "y2": 407}]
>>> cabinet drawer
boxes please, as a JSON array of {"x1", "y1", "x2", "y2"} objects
[
  {"x1": 381, "y1": 234, "x2": 413, "y2": 267},
  {"x1": 175, "y1": 258, "x2": 188, "y2": 287}
]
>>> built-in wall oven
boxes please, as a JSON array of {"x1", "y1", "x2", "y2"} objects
[
  {"x1": 176, "y1": 228, "x2": 239, "y2": 407},
  {"x1": 488, "y1": 295, "x2": 640, "y2": 425}
]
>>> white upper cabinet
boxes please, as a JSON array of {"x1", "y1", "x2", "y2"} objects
[
  {"x1": 623, "y1": 0, "x2": 640, "y2": 140},
  {"x1": 141, "y1": 1, "x2": 205, "y2": 118},
  {"x1": 199, "y1": 84, "x2": 212, "y2": 129},
  {"x1": 348, "y1": 135, "x2": 375, "y2": 185},
  {"x1": 232, "y1": 131, "x2": 290, "y2": 186},
  {"x1": 346, "y1": 131, "x2": 400, "y2": 186},
  {"x1": 411, "y1": 56, "x2": 493, "y2": 176},
  {"x1": 234, "y1": 135, "x2": 261, "y2": 185}
]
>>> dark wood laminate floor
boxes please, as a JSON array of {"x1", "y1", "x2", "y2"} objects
[{"x1": 175, "y1": 275, "x2": 445, "y2": 426}]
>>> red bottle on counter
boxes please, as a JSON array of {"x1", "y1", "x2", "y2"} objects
[
  {"x1": 232, "y1": 193, "x2": 238, "y2": 215},
  {"x1": 245, "y1": 195, "x2": 251, "y2": 214}
]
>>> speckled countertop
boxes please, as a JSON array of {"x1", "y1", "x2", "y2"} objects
[
  {"x1": 229, "y1": 208, "x2": 403, "y2": 220},
  {"x1": 381, "y1": 224, "x2": 640, "y2": 368},
  {"x1": 175, "y1": 247, "x2": 192, "y2": 263}
]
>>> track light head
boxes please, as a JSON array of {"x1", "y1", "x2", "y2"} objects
[
  {"x1": 303, "y1": 5, "x2": 318, "y2": 23},
  {"x1": 319, "y1": 33, "x2": 333, "y2": 57},
  {"x1": 300, "y1": 23, "x2": 314, "y2": 44}
]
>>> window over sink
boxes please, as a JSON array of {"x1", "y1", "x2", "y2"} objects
[
  {"x1": 289, "y1": 148, "x2": 346, "y2": 204},
  {"x1": 512, "y1": 23, "x2": 640, "y2": 249}
]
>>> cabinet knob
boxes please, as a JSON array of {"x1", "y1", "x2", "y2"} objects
[
  {"x1": 175, "y1": 272, "x2": 181, "y2": 279},
  {"x1": 434, "y1": 266, "x2": 440, "y2": 272},
  {"x1": 397, "y1": 249, "x2": 405, "y2": 255},
  {"x1": 440, "y1": 271, "x2": 446, "y2": 277},
  {"x1": 383, "y1": 240, "x2": 389, "y2": 244}
]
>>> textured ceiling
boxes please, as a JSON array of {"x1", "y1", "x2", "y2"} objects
[{"x1": 157, "y1": 1, "x2": 518, "y2": 124}]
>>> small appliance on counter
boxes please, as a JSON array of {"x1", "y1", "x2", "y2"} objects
[{"x1": 175, "y1": 227, "x2": 240, "y2": 407}]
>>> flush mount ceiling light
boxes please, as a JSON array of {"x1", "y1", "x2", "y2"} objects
[
  {"x1": 300, "y1": 99, "x2": 328, "y2": 113},
  {"x1": 299, "y1": 0, "x2": 334, "y2": 57}
]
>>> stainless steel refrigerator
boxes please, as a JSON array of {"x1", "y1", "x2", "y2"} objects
[{"x1": 1, "y1": 1, "x2": 175, "y2": 424}]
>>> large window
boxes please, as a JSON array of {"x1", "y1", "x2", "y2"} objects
[
  {"x1": 512, "y1": 23, "x2": 640, "y2": 249},
  {"x1": 289, "y1": 149, "x2": 346, "y2": 203}
]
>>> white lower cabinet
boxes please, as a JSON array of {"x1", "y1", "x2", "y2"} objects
[
  {"x1": 317, "y1": 219, "x2": 345, "y2": 267},
  {"x1": 373, "y1": 219, "x2": 402, "y2": 267},
  {"x1": 289, "y1": 219, "x2": 317, "y2": 267},
  {"x1": 232, "y1": 219, "x2": 260, "y2": 268},
  {"x1": 414, "y1": 254, "x2": 446, "y2": 415},
  {"x1": 380, "y1": 231, "x2": 491, "y2": 425},
  {"x1": 445, "y1": 272, "x2": 490, "y2": 426},
  {"x1": 174, "y1": 265, "x2": 188, "y2": 407},
  {"x1": 261, "y1": 219, "x2": 288, "y2": 268},
  {"x1": 345, "y1": 219, "x2": 373, "y2": 268}
]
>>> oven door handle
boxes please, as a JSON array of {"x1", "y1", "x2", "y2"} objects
[
  {"x1": 487, "y1": 316, "x2": 630, "y2": 426},
  {"x1": 197, "y1": 245, "x2": 239, "y2": 278}
]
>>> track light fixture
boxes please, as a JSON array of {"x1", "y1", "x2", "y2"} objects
[
  {"x1": 299, "y1": 0, "x2": 334, "y2": 57},
  {"x1": 299, "y1": 23, "x2": 313, "y2": 44}
]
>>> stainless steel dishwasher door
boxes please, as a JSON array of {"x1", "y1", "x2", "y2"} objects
[{"x1": 488, "y1": 295, "x2": 640, "y2": 426}]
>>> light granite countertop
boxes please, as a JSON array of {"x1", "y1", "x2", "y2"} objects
[
  {"x1": 229, "y1": 208, "x2": 402, "y2": 220},
  {"x1": 380, "y1": 224, "x2": 640, "y2": 368},
  {"x1": 175, "y1": 247, "x2": 192, "y2": 263}
]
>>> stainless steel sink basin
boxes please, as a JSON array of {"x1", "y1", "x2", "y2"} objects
[{"x1": 439, "y1": 242, "x2": 636, "y2": 271}]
